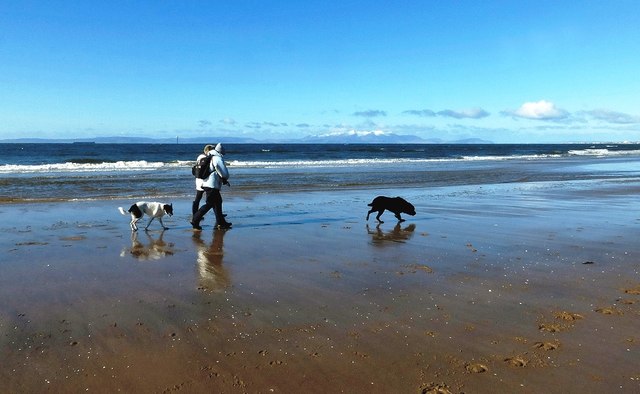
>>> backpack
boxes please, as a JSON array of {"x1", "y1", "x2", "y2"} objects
[{"x1": 192, "y1": 155, "x2": 213, "y2": 180}]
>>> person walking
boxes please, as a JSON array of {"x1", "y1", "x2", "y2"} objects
[
  {"x1": 190, "y1": 143, "x2": 232, "y2": 230},
  {"x1": 192, "y1": 144, "x2": 214, "y2": 218}
]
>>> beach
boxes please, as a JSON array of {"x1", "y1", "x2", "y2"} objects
[{"x1": 1, "y1": 179, "x2": 639, "y2": 393}]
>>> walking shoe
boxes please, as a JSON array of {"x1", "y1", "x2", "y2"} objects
[
  {"x1": 216, "y1": 222, "x2": 232, "y2": 229},
  {"x1": 190, "y1": 221, "x2": 202, "y2": 230}
]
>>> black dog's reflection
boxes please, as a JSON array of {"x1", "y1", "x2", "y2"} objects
[
  {"x1": 121, "y1": 230, "x2": 175, "y2": 261},
  {"x1": 192, "y1": 229, "x2": 230, "y2": 293},
  {"x1": 367, "y1": 223, "x2": 416, "y2": 245}
]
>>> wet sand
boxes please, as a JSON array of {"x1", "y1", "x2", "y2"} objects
[{"x1": 1, "y1": 181, "x2": 639, "y2": 393}]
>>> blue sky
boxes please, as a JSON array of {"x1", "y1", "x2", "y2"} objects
[{"x1": 1, "y1": 1, "x2": 639, "y2": 143}]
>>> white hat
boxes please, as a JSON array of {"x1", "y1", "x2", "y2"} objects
[{"x1": 214, "y1": 143, "x2": 225, "y2": 155}]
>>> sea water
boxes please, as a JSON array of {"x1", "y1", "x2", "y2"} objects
[{"x1": 1, "y1": 143, "x2": 640, "y2": 203}]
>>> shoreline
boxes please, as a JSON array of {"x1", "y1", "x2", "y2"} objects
[
  {"x1": 3, "y1": 151, "x2": 640, "y2": 205},
  {"x1": 1, "y1": 180, "x2": 639, "y2": 392}
]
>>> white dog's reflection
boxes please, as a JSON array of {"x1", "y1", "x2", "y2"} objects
[
  {"x1": 192, "y1": 229, "x2": 230, "y2": 293},
  {"x1": 120, "y1": 230, "x2": 175, "y2": 261}
]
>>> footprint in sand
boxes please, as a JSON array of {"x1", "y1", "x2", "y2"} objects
[
  {"x1": 421, "y1": 382, "x2": 453, "y2": 394},
  {"x1": 594, "y1": 306, "x2": 624, "y2": 315},
  {"x1": 538, "y1": 322, "x2": 566, "y2": 333},
  {"x1": 465, "y1": 363, "x2": 488, "y2": 373},
  {"x1": 504, "y1": 356, "x2": 528, "y2": 367},
  {"x1": 532, "y1": 341, "x2": 559, "y2": 351},
  {"x1": 405, "y1": 263, "x2": 434, "y2": 274},
  {"x1": 623, "y1": 286, "x2": 640, "y2": 295},
  {"x1": 554, "y1": 311, "x2": 583, "y2": 321},
  {"x1": 539, "y1": 310, "x2": 584, "y2": 332}
]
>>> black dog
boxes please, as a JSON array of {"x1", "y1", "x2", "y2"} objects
[{"x1": 366, "y1": 196, "x2": 416, "y2": 223}]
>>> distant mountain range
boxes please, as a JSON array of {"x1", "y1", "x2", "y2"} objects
[{"x1": 1, "y1": 132, "x2": 492, "y2": 144}]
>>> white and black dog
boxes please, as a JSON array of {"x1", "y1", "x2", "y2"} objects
[{"x1": 118, "y1": 201, "x2": 174, "y2": 231}]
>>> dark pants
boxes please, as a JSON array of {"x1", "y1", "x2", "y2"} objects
[
  {"x1": 192, "y1": 189, "x2": 205, "y2": 215},
  {"x1": 192, "y1": 187, "x2": 226, "y2": 226}
]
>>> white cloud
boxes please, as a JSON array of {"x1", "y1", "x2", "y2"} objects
[
  {"x1": 402, "y1": 109, "x2": 436, "y2": 117},
  {"x1": 584, "y1": 109, "x2": 640, "y2": 124},
  {"x1": 505, "y1": 100, "x2": 569, "y2": 120},
  {"x1": 437, "y1": 108, "x2": 490, "y2": 119},
  {"x1": 403, "y1": 108, "x2": 489, "y2": 119},
  {"x1": 319, "y1": 129, "x2": 389, "y2": 137},
  {"x1": 353, "y1": 110, "x2": 387, "y2": 117},
  {"x1": 220, "y1": 117, "x2": 237, "y2": 125}
]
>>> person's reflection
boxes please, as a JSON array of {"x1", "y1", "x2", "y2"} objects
[
  {"x1": 366, "y1": 223, "x2": 416, "y2": 245},
  {"x1": 120, "y1": 229, "x2": 174, "y2": 261},
  {"x1": 192, "y1": 229, "x2": 230, "y2": 292}
]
